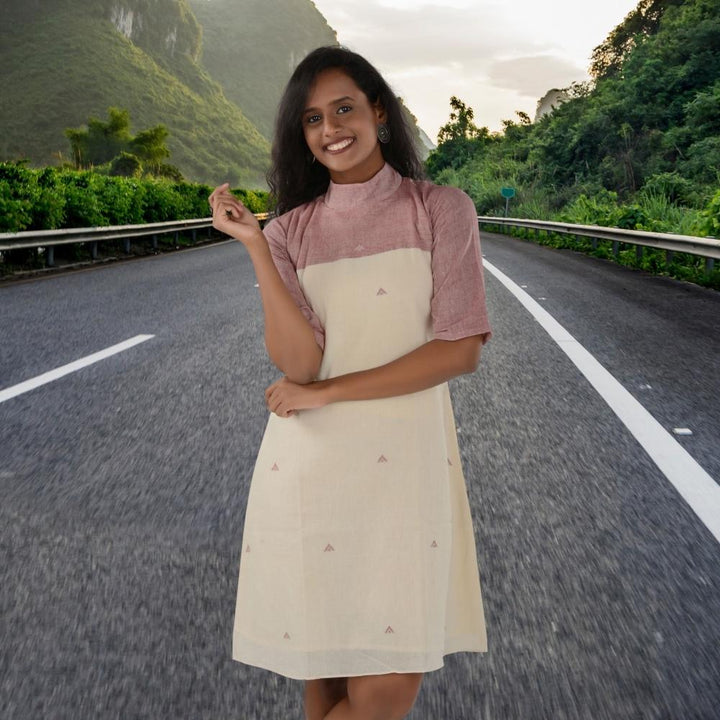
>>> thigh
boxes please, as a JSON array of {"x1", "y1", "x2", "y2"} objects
[
  {"x1": 304, "y1": 677, "x2": 348, "y2": 720},
  {"x1": 347, "y1": 672, "x2": 424, "y2": 719}
]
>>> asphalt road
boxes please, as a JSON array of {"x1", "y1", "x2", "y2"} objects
[{"x1": 1, "y1": 232, "x2": 718, "y2": 720}]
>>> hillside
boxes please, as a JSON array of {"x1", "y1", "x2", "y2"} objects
[
  {"x1": 427, "y1": 0, "x2": 720, "y2": 215},
  {"x1": 0, "y1": 0, "x2": 332, "y2": 187},
  {"x1": 189, "y1": 0, "x2": 337, "y2": 140},
  {"x1": 0, "y1": 0, "x2": 434, "y2": 187}
]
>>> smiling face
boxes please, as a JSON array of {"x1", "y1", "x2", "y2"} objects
[{"x1": 302, "y1": 67, "x2": 387, "y2": 185}]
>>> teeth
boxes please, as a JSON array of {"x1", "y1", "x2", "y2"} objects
[{"x1": 327, "y1": 138, "x2": 354, "y2": 151}]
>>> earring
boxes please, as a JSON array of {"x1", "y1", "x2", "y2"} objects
[{"x1": 377, "y1": 123, "x2": 391, "y2": 144}]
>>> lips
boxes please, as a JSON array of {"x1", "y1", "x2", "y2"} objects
[{"x1": 325, "y1": 137, "x2": 355, "y2": 153}]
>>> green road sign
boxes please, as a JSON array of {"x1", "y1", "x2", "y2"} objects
[{"x1": 501, "y1": 187, "x2": 516, "y2": 198}]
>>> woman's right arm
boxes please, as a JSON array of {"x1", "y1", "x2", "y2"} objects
[{"x1": 209, "y1": 184, "x2": 322, "y2": 384}]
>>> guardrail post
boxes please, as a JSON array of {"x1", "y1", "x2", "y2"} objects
[
  {"x1": 47, "y1": 246, "x2": 54, "y2": 267},
  {"x1": 174, "y1": 231, "x2": 179, "y2": 245},
  {"x1": 591, "y1": 238, "x2": 597, "y2": 250},
  {"x1": 612, "y1": 241, "x2": 619, "y2": 257},
  {"x1": 90, "y1": 241, "x2": 98, "y2": 259},
  {"x1": 636, "y1": 245, "x2": 643, "y2": 263},
  {"x1": 123, "y1": 238, "x2": 131, "y2": 254},
  {"x1": 706, "y1": 258, "x2": 715, "y2": 274},
  {"x1": 666, "y1": 250, "x2": 674, "y2": 265},
  {"x1": 152, "y1": 234, "x2": 158, "y2": 250}
]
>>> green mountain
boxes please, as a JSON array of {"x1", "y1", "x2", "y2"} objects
[
  {"x1": 427, "y1": 0, "x2": 720, "y2": 213},
  {"x1": 189, "y1": 0, "x2": 337, "y2": 140},
  {"x1": 0, "y1": 0, "x2": 336, "y2": 187}
]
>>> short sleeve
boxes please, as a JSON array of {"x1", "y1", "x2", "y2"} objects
[
  {"x1": 263, "y1": 217, "x2": 326, "y2": 351},
  {"x1": 428, "y1": 186, "x2": 492, "y2": 344}
]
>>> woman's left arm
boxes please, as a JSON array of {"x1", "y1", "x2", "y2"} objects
[{"x1": 265, "y1": 334, "x2": 486, "y2": 417}]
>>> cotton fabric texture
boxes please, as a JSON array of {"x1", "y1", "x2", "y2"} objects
[{"x1": 232, "y1": 162, "x2": 492, "y2": 680}]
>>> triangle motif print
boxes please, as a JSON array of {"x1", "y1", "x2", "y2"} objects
[
  {"x1": 385, "y1": 625, "x2": 394, "y2": 634},
  {"x1": 376, "y1": 288, "x2": 387, "y2": 296},
  {"x1": 324, "y1": 543, "x2": 335, "y2": 552},
  {"x1": 431, "y1": 540, "x2": 438, "y2": 548},
  {"x1": 283, "y1": 632, "x2": 291, "y2": 639},
  {"x1": 271, "y1": 462, "x2": 279, "y2": 471},
  {"x1": 377, "y1": 454, "x2": 388, "y2": 463}
]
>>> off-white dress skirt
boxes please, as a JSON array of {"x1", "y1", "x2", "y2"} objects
[{"x1": 232, "y1": 246, "x2": 488, "y2": 680}]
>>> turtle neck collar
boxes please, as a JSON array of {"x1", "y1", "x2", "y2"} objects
[{"x1": 323, "y1": 162, "x2": 402, "y2": 210}]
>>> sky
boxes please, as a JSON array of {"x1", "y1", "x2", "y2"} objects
[{"x1": 311, "y1": 0, "x2": 640, "y2": 142}]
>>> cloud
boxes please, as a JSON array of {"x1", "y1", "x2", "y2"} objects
[
  {"x1": 318, "y1": 2, "x2": 552, "y2": 75},
  {"x1": 311, "y1": 0, "x2": 637, "y2": 134},
  {"x1": 487, "y1": 55, "x2": 586, "y2": 97}
]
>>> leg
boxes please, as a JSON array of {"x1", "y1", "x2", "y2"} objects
[
  {"x1": 324, "y1": 672, "x2": 424, "y2": 720},
  {"x1": 304, "y1": 677, "x2": 348, "y2": 720}
]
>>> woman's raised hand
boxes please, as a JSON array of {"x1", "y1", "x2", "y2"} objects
[{"x1": 208, "y1": 183, "x2": 262, "y2": 246}]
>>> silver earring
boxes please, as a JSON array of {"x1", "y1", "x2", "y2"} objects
[{"x1": 377, "y1": 123, "x2": 391, "y2": 144}]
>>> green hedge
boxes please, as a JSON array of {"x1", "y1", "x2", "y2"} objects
[{"x1": 0, "y1": 161, "x2": 269, "y2": 233}]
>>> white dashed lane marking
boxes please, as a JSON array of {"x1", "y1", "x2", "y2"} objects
[{"x1": 0, "y1": 334, "x2": 155, "y2": 403}]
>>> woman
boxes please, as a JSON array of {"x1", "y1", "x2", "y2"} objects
[{"x1": 209, "y1": 46, "x2": 492, "y2": 720}]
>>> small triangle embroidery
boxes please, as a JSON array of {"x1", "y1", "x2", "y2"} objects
[
  {"x1": 354, "y1": 244, "x2": 365, "y2": 252},
  {"x1": 431, "y1": 540, "x2": 438, "y2": 548},
  {"x1": 376, "y1": 288, "x2": 387, "y2": 296},
  {"x1": 447, "y1": 457, "x2": 453, "y2": 466},
  {"x1": 271, "y1": 462, "x2": 279, "y2": 471},
  {"x1": 377, "y1": 454, "x2": 388, "y2": 463},
  {"x1": 283, "y1": 632, "x2": 291, "y2": 639},
  {"x1": 385, "y1": 625, "x2": 395, "y2": 634},
  {"x1": 324, "y1": 543, "x2": 335, "y2": 552}
]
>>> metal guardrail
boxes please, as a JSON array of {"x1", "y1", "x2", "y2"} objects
[
  {"x1": 478, "y1": 216, "x2": 719, "y2": 272},
  {"x1": 2, "y1": 213, "x2": 716, "y2": 273},
  {"x1": 0, "y1": 213, "x2": 270, "y2": 267}
]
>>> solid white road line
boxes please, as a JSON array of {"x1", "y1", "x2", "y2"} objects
[
  {"x1": 483, "y1": 260, "x2": 720, "y2": 545},
  {"x1": 0, "y1": 334, "x2": 155, "y2": 404}
]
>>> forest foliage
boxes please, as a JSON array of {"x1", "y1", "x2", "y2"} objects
[
  {"x1": 426, "y1": 0, "x2": 720, "y2": 241},
  {"x1": 0, "y1": 161, "x2": 268, "y2": 234}
]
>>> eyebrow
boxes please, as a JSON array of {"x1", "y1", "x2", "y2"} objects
[{"x1": 303, "y1": 96, "x2": 355, "y2": 114}]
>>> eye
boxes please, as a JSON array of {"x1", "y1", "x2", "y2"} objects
[
  {"x1": 305, "y1": 113, "x2": 321, "y2": 125},
  {"x1": 337, "y1": 105, "x2": 352, "y2": 114}
]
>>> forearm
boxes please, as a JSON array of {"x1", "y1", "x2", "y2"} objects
[
  {"x1": 245, "y1": 233, "x2": 322, "y2": 384},
  {"x1": 317, "y1": 336, "x2": 483, "y2": 404}
]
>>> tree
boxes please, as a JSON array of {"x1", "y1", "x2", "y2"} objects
[
  {"x1": 426, "y1": 97, "x2": 490, "y2": 177},
  {"x1": 65, "y1": 107, "x2": 132, "y2": 168},
  {"x1": 130, "y1": 125, "x2": 171, "y2": 173},
  {"x1": 64, "y1": 107, "x2": 174, "y2": 177},
  {"x1": 589, "y1": 0, "x2": 683, "y2": 79},
  {"x1": 437, "y1": 96, "x2": 484, "y2": 143}
]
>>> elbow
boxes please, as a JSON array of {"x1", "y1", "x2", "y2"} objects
[
  {"x1": 284, "y1": 366, "x2": 318, "y2": 385},
  {"x1": 458, "y1": 335, "x2": 484, "y2": 374},
  {"x1": 274, "y1": 352, "x2": 322, "y2": 385}
]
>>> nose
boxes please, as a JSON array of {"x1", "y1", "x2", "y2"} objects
[{"x1": 322, "y1": 115, "x2": 342, "y2": 136}]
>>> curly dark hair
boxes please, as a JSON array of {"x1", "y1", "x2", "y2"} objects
[{"x1": 267, "y1": 46, "x2": 426, "y2": 215}]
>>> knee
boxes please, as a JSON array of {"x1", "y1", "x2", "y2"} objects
[{"x1": 348, "y1": 672, "x2": 423, "y2": 720}]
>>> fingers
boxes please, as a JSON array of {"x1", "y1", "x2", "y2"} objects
[
  {"x1": 212, "y1": 194, "x2": 245, "y2": 217},
  {"x1": 208, "y1": 183, "x2": 245, "y2": 218},
  {"x1": 208, "y1": 182, "x2": 229, "y2": 206},
  {"x1": 265, "y1": 379, "x2": 295, "y2": 418},
  {"x1": 264, "y1": 378, "x2": 282, "y2": 403}
]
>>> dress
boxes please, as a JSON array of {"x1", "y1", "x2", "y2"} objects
[{"x1": 232, "y1": 162, "x2": 492, "y2": 680}]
